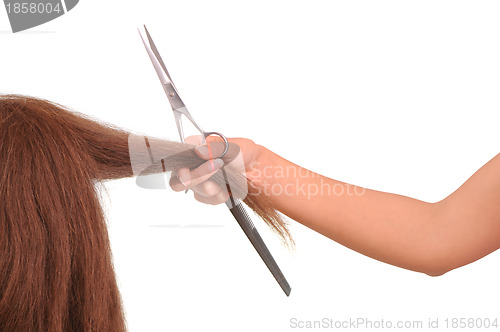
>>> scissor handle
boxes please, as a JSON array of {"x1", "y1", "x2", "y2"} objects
[
  {"x1": 174, "y1": 108, "x2": 229, "y2": 159},
  {"x1": 202, "y1": 132, "x2": 229, "y2": 159}
]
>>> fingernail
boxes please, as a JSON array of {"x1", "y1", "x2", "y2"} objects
[
  {"x1": 195, "y1": 145, "x2": 209, "y2": 157},
  {"x1": 178, "y1": 174, "x2": 189, "y2": 187},
  {"x1": 211, "y1": 158, "x2": 224, "y2": 171}
]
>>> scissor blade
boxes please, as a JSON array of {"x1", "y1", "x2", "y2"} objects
[
  {"x1": 227, "y1": 201, "x2": 292, "y2": 296},
  {"x1": 138, "y1": 26, "x2": 171, "y2": 85},
  {"x1": 138, "y1": 25, "x2": 185, "y2": 110},
  {"x1": 142, "y1": 25, "x2": 176, "y2": 85}
]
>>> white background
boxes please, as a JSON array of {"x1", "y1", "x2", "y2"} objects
[{"x1": 1, "y1": 1, "x2": 499, "y2": 331}]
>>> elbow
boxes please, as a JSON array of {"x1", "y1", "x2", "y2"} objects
[
  {"x1": 420, "y1": 251, "x2": 457, "y2": 277},
  {"x1": 419, "y1": 261, "x2": 454, "y2": 277},
  {"x1": 417, "y1": 239, "x2": 456, "y2": 277},
  {"x1": 412, "y1": 200, "x2": 484, "y2": 277},
  {"x1": 419, "y1": 201, "x2": 456, "y2": 277},
  {"x1": 424, "y1": 269, "x2": 449, "y2": 277},
  {"x1": 417, "y1": 247, "x2": 457, "y2": 277}
]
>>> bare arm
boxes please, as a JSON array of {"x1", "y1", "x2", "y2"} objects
[
  {"x1": 250, "y1": 148, "x2": 500, "y2": 276},
  {"x1": 173, "y1": 138, "x2": 500, "y2": 276}
]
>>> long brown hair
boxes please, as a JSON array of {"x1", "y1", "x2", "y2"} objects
[{"x1": 0, "y1": 94, "x2": 290, "y2": 331}]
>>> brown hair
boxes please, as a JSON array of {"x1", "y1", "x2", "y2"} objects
[{"x1": 0, "y1": 94, "x2": 290, "y2": 331}]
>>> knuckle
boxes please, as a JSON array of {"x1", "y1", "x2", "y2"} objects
[
  {"x1": 203, "y1": 181, "x2": 221, "y2": 197},
  {"x1": 171, "y1": 186, "x2": 184, "y2": 192},
  {"x1": 194, "y1": 193, "x2": 208, "y2": 204},
  {"x1": 169, "y1": 179, "x2": 183, "y2": 192}
]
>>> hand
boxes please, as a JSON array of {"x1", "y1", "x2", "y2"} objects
[{"x1": 169, "y1": 136, "x2": 262, "y2": 205}]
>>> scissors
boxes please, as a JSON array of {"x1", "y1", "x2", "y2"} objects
[{"x1": 138, "y1": 25, "x2": 291, "y2": 296}]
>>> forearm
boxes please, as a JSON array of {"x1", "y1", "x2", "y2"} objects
[{"x1": 249, "y1": 147, "x2": 500, "y2": 276}]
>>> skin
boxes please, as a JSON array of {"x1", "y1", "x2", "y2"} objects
[{"x1": 171, "y1": 136, "x2": 500, "y2": 276}]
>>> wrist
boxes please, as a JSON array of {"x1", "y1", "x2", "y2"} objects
[{"x1": 246, "y1": 145, "x2": 275, "y2": 187}]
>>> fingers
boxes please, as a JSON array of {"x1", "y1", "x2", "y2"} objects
[
  {"x1": 193, "y1": 189, "x2": 230, "y2": 205},
  {"x1": 170, "y1": 165, "x2": 230, "y2": 205},
  {"x1": 170, "y1": 135, "x2": 247, "y2": 206},
  {"x1": 191, "y1": 180, "x2": 225, "y2": 198},
  {"x1": 184, "y1": 134, "x2": 241, "y2": 164},
  {"x1": 170, "y1": 158, "x2": 224, "y2": 192},
  {"x1": 195, "y1": 141, "x2": 241, "y2": 164},
  {"x1": 184, "y1": 135, "x2": 203, "y2": 145}
]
